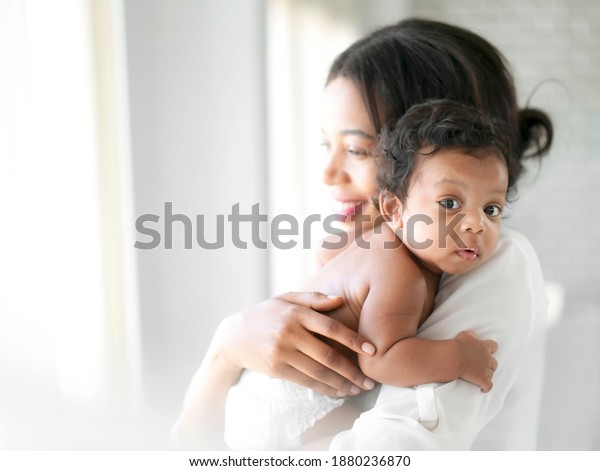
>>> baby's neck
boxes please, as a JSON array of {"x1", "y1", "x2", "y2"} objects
[{"x1": 370, "y1": 223, "x2": 443, "y2": 277}]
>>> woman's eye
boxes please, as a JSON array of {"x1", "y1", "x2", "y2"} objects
[
  {"x1": 347, "y1": 146, "x2": 368, "y2": 157},
  {"x1": 484, "y1": 205, "x2": 502, "y2": 217},
  {"x1": 439, "y1": 199, "x2": 460, "y2": 210}
]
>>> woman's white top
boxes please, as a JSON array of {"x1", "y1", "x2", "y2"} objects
[{"x1": 330, "y1": 228, "x2": 548, "y2": 450}]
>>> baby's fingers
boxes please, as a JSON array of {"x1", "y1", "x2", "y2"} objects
[
  {"x1": 486, "y1": 339, "x2": 498, "y2": 353},
  {"x1": 480, "y1": 377, "x2": 494, "y2": 393}
]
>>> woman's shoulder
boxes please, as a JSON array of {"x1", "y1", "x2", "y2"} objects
[
  {"x1": 497, "y1": 227, "x2": 537, "y2": 256},
  {"x1": 491, "y1": 227, "x2": 543, "y2": 274},
  {"x1": 427, "y1": 227, "x2": 547, "y2": 338},
  {"x1": 435, "y1": 228, "x2": 546, "y2": 314}
]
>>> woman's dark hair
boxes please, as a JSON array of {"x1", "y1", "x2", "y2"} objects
[
  {"x1": 327, "y1": 18, "x2": 553, "y2": 187},
  {"x1": 376, "y1": 99, "x2": 511, "y2": 203}
]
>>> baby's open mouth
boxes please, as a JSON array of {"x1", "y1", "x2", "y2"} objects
[{"x1": 457, "y1": 248, "x2": 479, "y2": 261}]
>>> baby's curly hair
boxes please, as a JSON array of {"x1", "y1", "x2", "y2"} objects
[{"x1": 376, "y1": 99, "x2": 514, "y2": 205}]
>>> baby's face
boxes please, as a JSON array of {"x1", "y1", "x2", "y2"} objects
[{"x1": 398, "y1": 149, "x2": 508, "y2": 275}]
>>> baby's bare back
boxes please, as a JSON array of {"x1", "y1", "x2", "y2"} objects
[{"x1": 302, "y1": 225, "x2": 438, "y2": 364}]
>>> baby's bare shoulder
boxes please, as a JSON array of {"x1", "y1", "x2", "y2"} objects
[
  {"x1": 361, "y1": 228, "x2": 425, "y2": 286},
  {"x1": 315, "y1": 231, "x2": 358, "y2": 268}
]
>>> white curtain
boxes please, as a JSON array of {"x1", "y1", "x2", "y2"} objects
[{"x1": 0, "y1": 0, "x2": 140, "y2": 449}]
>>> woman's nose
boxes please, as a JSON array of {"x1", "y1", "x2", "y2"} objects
[
  {"x1": 459, "y1": 209, "x2": 486, "y2": 234},
  {"x1": 322, "y1": 150, "x2": 350, "y2": 186}
]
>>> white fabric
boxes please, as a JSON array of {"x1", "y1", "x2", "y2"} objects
[
  {"x1": 330, "y1": 228, "x2": 548, "y2": 450},
  {"x1": 224, "y1": 369, "x2": 344, "y2": 450},
  {"x1": 416, "y1": 384, "x2": 439, "y2": 427}
]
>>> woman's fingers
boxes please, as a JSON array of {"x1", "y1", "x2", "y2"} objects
[
  {"x1": 292, "y1": 332, "x2": 376, "y2": 394},
  {"x1": 277, "y1": 291, "x2": 345, "y2": 312},
  {"x1": 274, "y1": 362, "x2": 340, "y2": 397},
  {"x1": 232, "y1": 291, "x2": 377, "y2": 395},
  {"x1": 272, "y1": 292, "x2": 376, "y2": 392},
  {"x1": 307, "y1": 313, "x2": 376, "y2": 356},
  {"x1": 278, "y1": 351, "x2": 365, "y2": 397},
  {"x1": 277, "y1": 293, "x2": 375, "y2": 356}
]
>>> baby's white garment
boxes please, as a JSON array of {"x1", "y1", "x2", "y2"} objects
[{"x1": 224, "y1": 369, "x2": 344, "y2": 450}]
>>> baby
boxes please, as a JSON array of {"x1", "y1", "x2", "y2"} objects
[{"x1": 224, "y1": 99, "x2": 509, "y2": 450}]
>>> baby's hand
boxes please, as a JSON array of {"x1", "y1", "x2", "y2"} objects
[{"x1": 455, "y1": 331, "x2": 498, "y2": 393}]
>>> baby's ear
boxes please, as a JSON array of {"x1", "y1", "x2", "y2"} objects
[{"x1": 379, "y1": 190, "x2": 403, "y2": 230}]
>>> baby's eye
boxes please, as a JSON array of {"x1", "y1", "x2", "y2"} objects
[
  {"x1": 484, "y1": 205, "x2": 502, "y2": 217},
  {"x1": 439, "y1": 199, "x2": 460, "y2": 210}
]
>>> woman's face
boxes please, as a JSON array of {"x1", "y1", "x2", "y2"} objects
[{"x1": 320, "y1": 77, "x2": 380, "y2": 232}]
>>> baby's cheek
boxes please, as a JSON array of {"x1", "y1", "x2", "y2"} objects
[
  {"x1": 487, "y1": 225, "x2": 502, "y2": 248},
  {"x1": 407, "y1": 217, "x2": 437, "y2": 249}
]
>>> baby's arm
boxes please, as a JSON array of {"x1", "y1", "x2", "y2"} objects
[{"x1": 358, "y1": 273, "x2": 497, "y2": 392}]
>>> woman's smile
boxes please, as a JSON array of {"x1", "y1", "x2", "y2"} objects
[
  {"x1": 321, "y1": 77, "x2": 380, "y2": 230},
  {"x1": 331, "y1": 199, "x2": 368, "y2": 218}
]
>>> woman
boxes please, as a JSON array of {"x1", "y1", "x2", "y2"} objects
[{"x1": 173, "y1": 18, "x2": 553, "y2": 450}]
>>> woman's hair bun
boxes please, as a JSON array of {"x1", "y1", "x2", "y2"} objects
[{"x1": 517, "y1": 107, "x2": 553, "y2": 159}]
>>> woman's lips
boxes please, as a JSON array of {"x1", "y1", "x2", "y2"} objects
[{"x1": 332, "y1": 200, "x2": 366, "y2": 218}]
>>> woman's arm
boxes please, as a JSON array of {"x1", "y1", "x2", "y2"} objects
[
  {"x1": 171, "y1": 316, "x2": 241, "y2": 449},
  {"x1": 172, "y1": 291, "x2": 376, "y2": 449}
]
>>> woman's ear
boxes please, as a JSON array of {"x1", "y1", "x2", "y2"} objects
[{"x1": 379, "y1": 190, "x2": 403, "y2": 230}]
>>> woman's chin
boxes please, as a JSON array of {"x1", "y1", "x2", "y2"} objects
[
  {"x1": 334, "y1": 217, "x2": 376, "y2": 235},
  {"x1": 326, "y1": 203, "x2": 380, "y2": 234}
]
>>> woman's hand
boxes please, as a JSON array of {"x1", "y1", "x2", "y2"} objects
[
  {"x1": 173, "y1": 291, "x2": 376, "y2": 449},
  {"x1": 218, "y1": 291, "x2": 377, "y2": 397}
]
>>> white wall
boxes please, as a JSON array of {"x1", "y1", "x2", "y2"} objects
[{"x1": 123, "y1": 0, "x2": 269, "y2": 441}]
